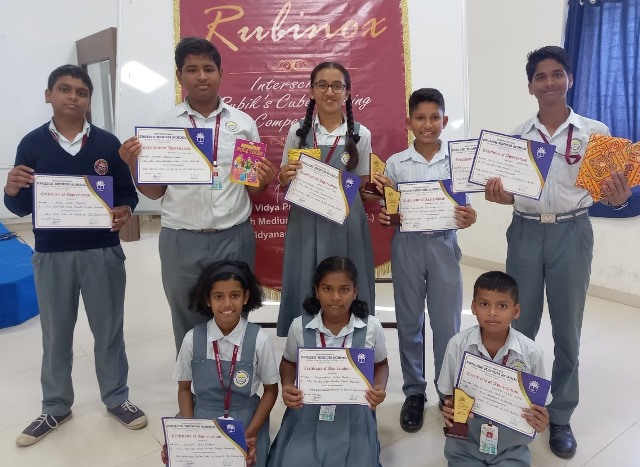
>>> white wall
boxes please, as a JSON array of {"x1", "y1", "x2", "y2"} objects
[
  {"x1": 0, "y1": 0, "x2": 118, "y2": 219},
  {"x1": 459, "y1": 0, "x2": 640, "y2": 299}
]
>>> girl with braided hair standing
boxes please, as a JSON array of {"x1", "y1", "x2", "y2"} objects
[{"x1": 276, "y1": 62, "x2": 376, "y2": 338}]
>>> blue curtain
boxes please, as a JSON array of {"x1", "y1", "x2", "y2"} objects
[{"x1": 565, "y1": 0, "x2": 640, "y2": 218}]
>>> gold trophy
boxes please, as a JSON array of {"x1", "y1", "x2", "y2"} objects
[
  {"x1": 383, "y1": 186, "x2": 401, "y2": 225},
  {"x1": 444, "y1": 388, "x2": 475, "y2": 439},
  {"x1": 362, "y1": 153, "x2": 386, "y2": 195}
]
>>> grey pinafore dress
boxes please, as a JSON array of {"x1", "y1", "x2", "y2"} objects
[
  {"x1": 267, "y1": 313, "x2": 381, "y2": 466},
  {"x1": 276, "y1": 122, "x2": 376, "y2": 337},
  {"x1": 192, "y1": 322, "x2": 270, "y2": 467}
]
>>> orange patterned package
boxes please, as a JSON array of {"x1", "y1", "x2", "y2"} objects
[{"x1": 575, "y1": 134, "x2": 640, "y2": 201}]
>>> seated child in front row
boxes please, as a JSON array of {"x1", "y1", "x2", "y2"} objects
[
  {"x1": 268, "y1": 256, "x2": 389, "y2": 467},
  {"x1": 437, "y1": 271, "x2": 549, "y2": 467},
  {"x1": 169, "y1": 260, "x2": 279, "y2": 467}
]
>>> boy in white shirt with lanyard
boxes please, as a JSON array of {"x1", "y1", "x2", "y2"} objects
[
  {"x1": 484, "y1": 46, "x2": 631, "y2": 459},
  {"x1": 119, "y1": 37, "x2": 276, "y2": 353}
]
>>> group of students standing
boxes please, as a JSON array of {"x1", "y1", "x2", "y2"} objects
[{"x1": 4, "y1": 35, "x2": 633, "y2": 466}]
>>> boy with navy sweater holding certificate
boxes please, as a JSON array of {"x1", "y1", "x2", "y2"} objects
[
  {"x1": 4, "y1": 65, "x2": 145, "y2": 447},
  {"x1": 376, "y1": 88, "x2": 477, "y2": 433},
  {"x1": 438, "y1": 271, "x2": 549, "y2": 467}
]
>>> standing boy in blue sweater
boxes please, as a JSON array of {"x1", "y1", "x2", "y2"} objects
[{"x1": 4, "y1": 65, "x2": 146, "y2": 447}]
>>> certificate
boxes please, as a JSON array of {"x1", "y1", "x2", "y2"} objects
[
  {"x1": 33, "y1": 174, "x2": 113, "y2": 229},
  {"x1": 398, "y1": 180, "x2": 467, "y2": 232},
  {"x1": 136, "y1": 127, "x2": 214, "y2": 184},
  {"x1": 162, "y1": 417, "x2": 247, "y2": 467},
  {"x1": 469, "y1": 130, "x2": 555, "y2": 199},
  {"x1": 448, "y1": 139, "x2": 484, "y2": 193},
  {"x1": 284, "y1": 154, "x2": 362, "y2": 225},
  {"x1": 456, "y1": 352, "x2": 551, "y2": 437},
  {"x1": 297, "y1": 348, "x2": 374, "y2": 405}
]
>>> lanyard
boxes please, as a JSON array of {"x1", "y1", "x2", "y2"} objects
[
  {"x1": 50, "y1": 130, "x2": 88, "y2": 148},
  {"x1": 212, "y1": 340, "x2": 239, "y2": 418},
  {"x1": 189, "y1": 113, "x2": 222, "y2": 166},
  {"x1": 319, "y1": 332, "x2": 348, "y2": 348},
  {"x1": 538, "y1": 124, "x2": 577, "y2": 165},
  {"x1": 312, "y1": 132, "x2": 341, "y2": 164},
  {"x1": 479, "y1": 349, "x2": 510, "y2": 366}
]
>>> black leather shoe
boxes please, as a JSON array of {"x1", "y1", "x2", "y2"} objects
[
  {"x1": 549, "y1": 423, "x2": 577, "y2": 459},
  {"x1": 400, "y1": 394, "x2": 425, "y2": 433}
]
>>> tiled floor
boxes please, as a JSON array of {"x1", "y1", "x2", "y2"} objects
[{"x1": 1, "y1": 218, "x2": 639, "y2": 466}]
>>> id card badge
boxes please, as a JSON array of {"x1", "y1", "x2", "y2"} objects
[
  {"x1": 318, "y1": 405, "x2": 336, "y2": 422},
  {"x1": 479, "y1": 422, "x2": 498, "y2": 455},
  {"x1": 210, "y1": 164, "x2": 223, "y2": 190},
  {"x1": 218, "y1": 415, "x2": 235, "y2": 420}
]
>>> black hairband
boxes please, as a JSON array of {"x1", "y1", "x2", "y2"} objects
[{"x1": 215, "y1": 265, "x2": 249, "y2": 286}]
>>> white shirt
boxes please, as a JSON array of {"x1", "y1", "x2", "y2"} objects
[
  {"x1": 437, "y1": 325, "x2": 551, "y2": 405},
  {"x1": 155, "y1": 99, "x2": 260, "y2": 230},
  {"x1": 385, "y1": 141, "x2": 450, "y2": 184},
  {"x1": 511, "y1": 108, "x2": 610, "y2": 214},
  {"x1": 281, "y1": 115, "x2": 372, "y2": 176},
  {"x1": 49, "y1": 119, "x2": 91, "y2": 156},
  {"x1": 173, "y1": 318, "x2": 279, "y2": 396},
  {"x1": 283, "y1": 311, "x2": 388, "y2": 363},
  {"x1": 384, "y1": 142, "x2": 470, "y2": 205}
]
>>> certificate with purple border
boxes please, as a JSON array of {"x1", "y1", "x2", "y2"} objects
[
  {"x1": 33, "y1": 174, "x2": 113, "y2": 229},
  {"x1": 469, "y1": 130, "x2": 555, "y2": 199},
  {"x1": 398, "y1": 179, "x2": 467, "y2": 232},
  {"x1": 448, "y1": 139, "x2": 484, "y2": 193},
  {"x1": 456, "y1": 352, "x2": 551, "y2": 437},
  {"x1": 136, "y1": 127, "x2": 214, "y2": 184},
  {"x1": 297, "y1": 347, "x2": 374, "y2": 405},
  {"x1": 284, "y1": 154, "x2": 362, "y2": 225},
  {"x1": 162, "y1": 417, "x2": 247, "y2": 467}
]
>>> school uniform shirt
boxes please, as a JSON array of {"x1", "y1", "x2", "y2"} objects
[
  {"x1": 49, "y1": 119, "x2": 90, "y2": 155},
  {"x1": 173, "y1": 318, "x2": 279, "y2": 396},
  {"x1": 437, "y1": 325, "x2": 551, "y2": 405},
  {"x1": 511, "y1": 108, "x2": 610, "y2": 214},
  {"x1": 155, "y1": 98, "x2": 259, "y2": 231},
  {"x1": 384, "y1": 141, "x2": 471, "y2": 207},
  {"x1": 281, "y1": 114, "x2": 372, "y2": 176},
  {"x1": 283, "y1": 311, "x2": 388, "y2": 363}
]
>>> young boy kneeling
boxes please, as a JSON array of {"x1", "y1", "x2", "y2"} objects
[{"x1": 437, "y1": 272, "x2": 549, "y2": 466}]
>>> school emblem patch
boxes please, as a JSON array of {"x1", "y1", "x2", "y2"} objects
[
  {"x1": 233, "y1": 369, "x2": 250, "y2": 387},
  {"x1": 509, "y1": 359, "x2": 526, "y2": 372},
  {"x1": 225, "y1": 121, "x2": 239, "y2": 132},
  {"x1": 340, "y1": 152, "x2": 350, "y2": 165},
  {"x1": 94, "y1": 159, "x2": 108, "y2": 175},
  {"x1": 570, "y1": 138, "x2": 582, "y2": 154}
]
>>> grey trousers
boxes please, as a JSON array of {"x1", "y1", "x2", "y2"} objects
[
  {"x1": 33, "y1": 246, "x2": 130, "y2": 416},
  {"x1": 159, "y1": 220, "x2": 256, "y2": 353},
  {"x1": 507, "y1": 213, "x2": 593, "y2": 425},
  {"x1": 391, "y1": 230, "x2": 462, "y2": 398}
]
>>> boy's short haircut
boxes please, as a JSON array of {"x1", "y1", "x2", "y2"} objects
[
  {"x1": 526, "y1": 46, "x2": 572, "y2": 83},
  {"x1": 47, "y1": 65, "x2": 93, "y2": 96},
  {"x1": 408, "y1": 88, "x2": 445, "y2": 115},
  {"x1": 175, "y1": 37, "x2": 221, "y2": 70},
  {"x1": 473, "y1": 271, "x2": 519, "y2": 304}
]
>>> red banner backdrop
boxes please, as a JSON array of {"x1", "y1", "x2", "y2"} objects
[{"x1": 177, "y1": 0, "x2": 410, "y2": 294}]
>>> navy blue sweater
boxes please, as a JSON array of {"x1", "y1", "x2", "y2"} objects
[{"x1": 4, "y1": 123, "x2": 138, "y2": 252}]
